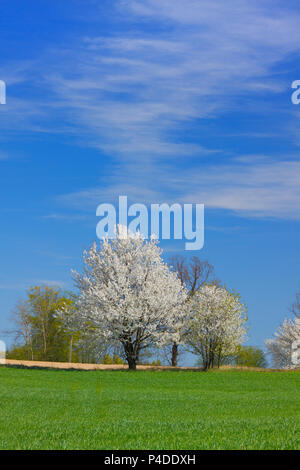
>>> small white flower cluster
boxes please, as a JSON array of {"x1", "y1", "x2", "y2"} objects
[{"x1": 266, "y1": 317, "x2": 300, "y2": 369}]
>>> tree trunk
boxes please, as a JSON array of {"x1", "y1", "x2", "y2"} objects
[
  {"x1": 123, "y1": 340, "x2": 138, "y2": 370},
  {"x1": 217, "y1": 346, "x2": 222, "y2": 368},
  {"x1": 127, "y1": 356, "x2": 137, "y2": 370},
  {"x1": 122, "y1": 338, "x2": 140, "y2": 370},
  {"x1": 171, "y1": 343, "x2": 178, "y2": 367},
  {"x1": 69, "y1": 335, "x2": 73, "y2": 363},
  {"x1": 41, "y1": 321, "x2": 47, "y2": 359}
]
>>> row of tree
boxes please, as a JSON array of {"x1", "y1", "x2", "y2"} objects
[
  {"x1": 6, "y1": 286, "x2": 106, "y2": 364},
  {"x1": 6, "y1": 226, "x2": 266, "y2": 370}
]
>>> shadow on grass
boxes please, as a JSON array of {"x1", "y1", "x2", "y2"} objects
[{"x1": 0, "y1": 364, "x2": 205, "y2": 373}]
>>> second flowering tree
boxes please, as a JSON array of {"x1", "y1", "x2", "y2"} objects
[{"x1": 186, "y1": 284, "x2": 247, "y2": 370}]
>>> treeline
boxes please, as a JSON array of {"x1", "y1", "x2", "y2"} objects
[
  {"x1": 6, "y1": 283, "x2": 266, "y2": 368},
  {"x1": 5, "y1": 230, "x2": 266, "y2": 369}
]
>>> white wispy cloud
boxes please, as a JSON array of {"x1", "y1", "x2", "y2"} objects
[
  {"x1": 58, "y1": 155, "x2": 300, "y2": 219},
  {"x1": 183, "y1": 160, "x2": 300, "y2": 219},
  {"x1": 1, "y1": 1, "x2": 300, "y2": 219},
  {"x1": 2, "y1": 0, "x2": 297, "y2": 153}
]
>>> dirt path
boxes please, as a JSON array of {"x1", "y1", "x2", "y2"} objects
[
  {"x1": 4, "y1": 359, "x2": 200, "y2": 371},
  {"x1": 4, "y1": 359, "x2": 287, "y2": 372}
]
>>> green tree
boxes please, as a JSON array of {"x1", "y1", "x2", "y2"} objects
[
  {"x1": 234, "y1": 346, "x2": 267, "y2": 368},
  {"x1": 8, "y1": 286, "x2": 78, "y2": 362}
]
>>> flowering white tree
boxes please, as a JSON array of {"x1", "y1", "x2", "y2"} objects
[
  {"x1": 73, "y1": 226, "x2": 188, "y2": 370},
  {"x1": 185, "y1": 284, "x2": 247, "y2": 370},
  {"x1": 266, "y1": 317, "x2": 300, "y2": 369},
  {"x1": 168, "y1": 255, "x2": 216, "y2": 366}
]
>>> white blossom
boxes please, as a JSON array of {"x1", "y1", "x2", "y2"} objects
[
  {"x1": 55, "y1": 296, "x2": 79, "y2": 334},
  {"x1": 266, "y1": 317, "x2": 300, "y2": 369},
  {"x1": 73, "y1": 226, "x2": 188, "y2": 369},
  {"x1": 185, "y1": 284, "x2": 247, "y2": 369}
]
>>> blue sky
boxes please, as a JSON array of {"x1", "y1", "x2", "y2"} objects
[{"x1": 1, "y1": 0, "x2": 300, "y2": 363}]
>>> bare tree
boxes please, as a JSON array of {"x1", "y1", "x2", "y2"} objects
[
  {"x1": 4, "y1": 300, "x2": 34, "y2": 360},
  {"x1": 168, "y1": 255, "x2": 217, "y2": 366},
  {"x1": 170, "y1": 256, "x2": 216, "y2": 295},
  {"x1": 291, "y1": 290, "x2": 300, "y2": 318}
]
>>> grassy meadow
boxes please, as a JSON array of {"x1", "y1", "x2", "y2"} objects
[{"x1": 0, "y1": 366, "x2": 300, "y2": 450}]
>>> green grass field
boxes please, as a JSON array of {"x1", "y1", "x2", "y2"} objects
[{"x1": 1, "y1": 366, "x2": 300, "y2": 450}]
